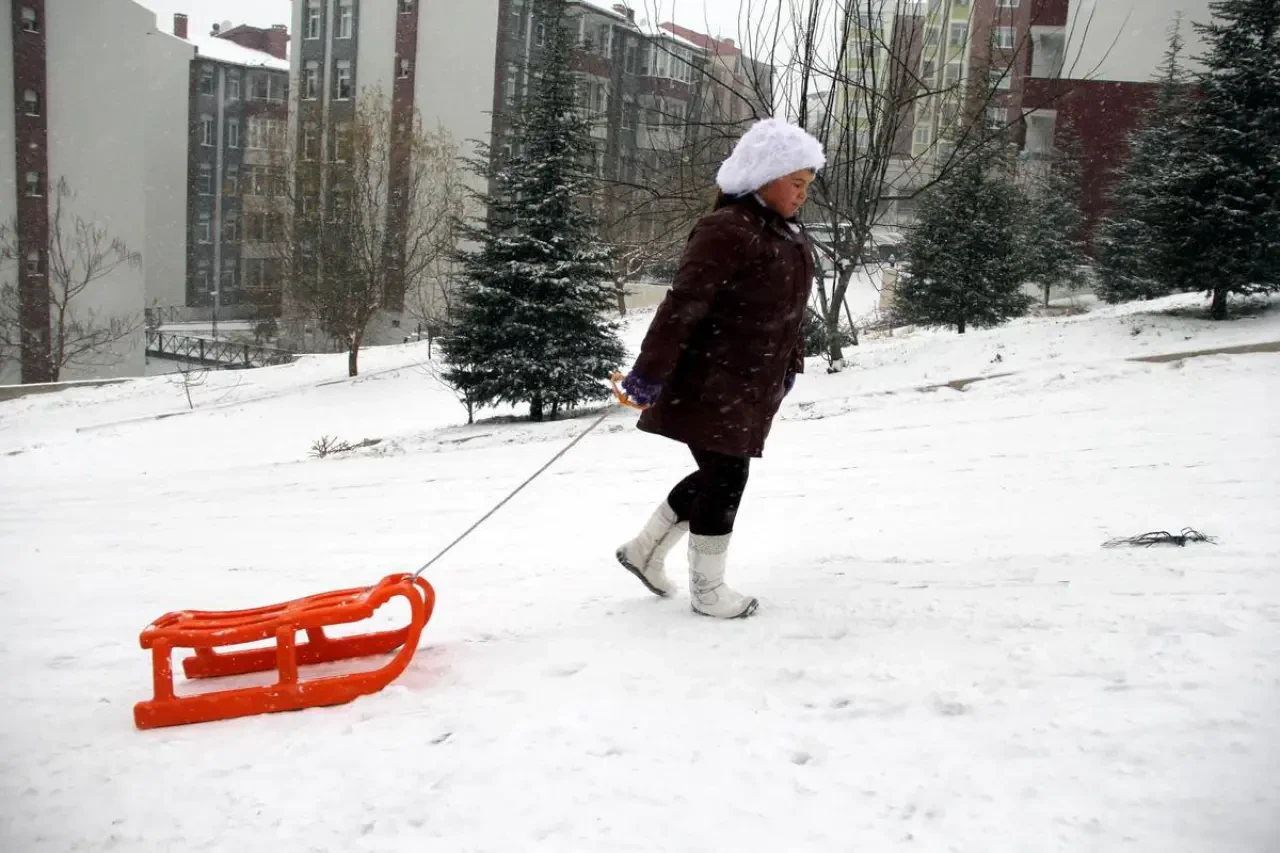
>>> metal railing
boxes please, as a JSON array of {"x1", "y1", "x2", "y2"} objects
[{"x1": 145, "y1": 331, "x2": 295, "y2": 369}]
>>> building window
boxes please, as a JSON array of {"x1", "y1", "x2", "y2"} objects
[
  {"x1": 200, "y1": 114, "x2": 215, "y2": 146},
  {"x1": 25, "y1": 170, "x2": 41, "y2": 196},
  {"x1": 302, "y1": 123, "x2": 320, "y2": 160},
  {"x1": 25, "y1": 249, "x2": 41, "y2": 275},
  {"x1": 337, "y1": 0, "x2": 354, "y2": 39},
  {"x1": 914, "y1": 126, "x2": 932, "y2": 146},
  {"x1": 247, "y1": 213, "x2": 283, "y2": 242},
  {"x1": 250, "y1": 74, "x2": 270, "y2": 101},
  {"x1": 247, "y1": 117, "x2": 286, "y2": 151},
  {"x1": 20, "y1": 7, "x2": 38, "y2": 33},
  {"x1": 304, "y1": 61, "x2": 320, "y2": 99},
  {"x1": 504, "y1": 64, "x2": 518, "y2": 103},
  {"x1": 922, "y1": 59, "x2": 937, "y2": 80},
  {"x1": 223, "y1": 214, "x2": 240, "y2": 243},
  {"x1": 599, "y1": 25, "x2": 613, "y2": 59},
  {"x1": 986, "y1": 107, "x2": 1009, "y2": 129},
  {"x1": 535, "y1": 22, "x2": 545, "y2": 46},
  {"x1": 624, "y1": 42, "x2": 638, "y2": 74},
  {"x1": 949, "y1": 23, "x2": 968, "y2": 47},
  {"x1": 197, "y1": 212, "x2": 211, "y2": 243},
  {"x1": 198, "y1": 163, "x2": 213, "y2": 195},
  {"x1": 334, "y1": 60, "x2": 353, "y2": 100},
  {"x1": 247, "y1": 166, "x2": 283, "y2": 197},
  {"x1": 331, "y1": 122, "x2": 352, "y2": 161},
  {"x1": 225, "y1": 165, "x2": 239, "y2": 196},
  {"x1": 924, "y1": 27, "x2": 939, "y2": 47},
  {"x1": 994, "y1": 27, "x2": 1016, "y2": 49},
  {"x1": 944, "y1": 63, "x2": 962, "y2": 86},
  {"x1": 305, "y1": 0, "x2": 322, "y2": 39},
  {"x1": 195, "y1": 262, "x2": 210, "y2": 294},
  {"x1": 23, "y1": 88, "x2": 39, "y2": 116},
  {"x1": 399, "y1": 58, "x2": 412, "y2": 79},
  {"x1": 989, "y1": 68, "x2": 1013, "y2": 90},
  {"x1": 400, "y1": 0, "x2": 414, "y2": 11},
  {"x1": 227, "y1": 71, "x2": 241, "y2": 101},
  {"x1": 227, "y1": 118, "x2": 240, "y2": 149},
  {"x1": 245, "y1": 258, "x2": 278, "y2": 292},
  {"x1": 199, "y1": 66, "x2": 214, "y2": 96},
  {"x1": 221, "y1": 268, "x2": 237, "y2": 295}
]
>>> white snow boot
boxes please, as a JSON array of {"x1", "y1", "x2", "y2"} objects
[
  {"x1": 688, "y1": 533, "x2": 759, "y2": 619},
  {"x1": 616, "y1": 501, "x2": 688, "y2": 597}
]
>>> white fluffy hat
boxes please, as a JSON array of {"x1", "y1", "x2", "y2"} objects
[{"x1": 716, "y1": 117, "x2": 826, "y2": 196}]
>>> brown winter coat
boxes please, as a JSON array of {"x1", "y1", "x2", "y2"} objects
[{"x1": 632, "y1": 195, "x2": 814, "y2": 458}]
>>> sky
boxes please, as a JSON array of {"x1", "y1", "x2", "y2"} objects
[{"x1": 134, "y1": 0, "x2": 764, "y2": 45}]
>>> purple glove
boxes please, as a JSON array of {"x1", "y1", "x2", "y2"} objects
[{"x1": 621, "y1": 373, "x2": 661, "y2": 408}]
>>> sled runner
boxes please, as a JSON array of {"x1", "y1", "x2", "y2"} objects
[{"x1": 134, "y1": 573, "x2": 435, "y2": 730}]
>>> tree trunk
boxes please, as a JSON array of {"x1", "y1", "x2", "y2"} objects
[
  {"x1": 824, "y1": 266, "x2": 859, "y2": 366},
  {"x1": 1210, "y1": 286, "x2": 1228, "y2": 320},
  {"x1": 842, "y1": 297, "x2": 859, "y2": 347},
  {"x1": 825, "y1": 311, "x2": 844, "y2": 365},
  {"x1": 348, "y1": 330, "x2": 363, "y2": 377},
  {"x1": 530, "y1": 394, "x2": 544, "y2": 422},
  {"x1": 957, "y1": 316, "x2": 967, "y2": 335},
  {"x1": 1043, "y1": 283, "x2": 1051, "y2": 307},
  {"x1": 615, "y1": 282, "x2": 627, "y2": 316}
]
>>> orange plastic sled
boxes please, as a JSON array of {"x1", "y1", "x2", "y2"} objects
[{"x1": 134, "y1": 573, "x2": 435, "y2": 730}]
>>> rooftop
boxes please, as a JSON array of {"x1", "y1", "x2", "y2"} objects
[
  {"x1": 188, "y1": 32, "x2": 289, "y2": 72},
  {"x1": 573, "y1": 0, "x2": 637, "y2": 25}
]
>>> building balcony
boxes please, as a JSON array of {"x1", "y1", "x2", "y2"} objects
[{"x1": 1029, "y1": 27, "x2": 1066, "y2": 78}]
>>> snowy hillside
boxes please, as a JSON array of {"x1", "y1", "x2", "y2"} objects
[{"x1": 1, "y1": 294, "x2": 1278, "y2": 852}]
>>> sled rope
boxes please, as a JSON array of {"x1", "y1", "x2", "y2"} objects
[
  {"x1": 413, "y1": 409, "x2": 613, "y2": 580},
  {"x1": 411, "y1": 374, "x2": 638, "y2": 580}
]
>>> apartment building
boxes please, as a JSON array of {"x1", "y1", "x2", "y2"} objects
[
  {"x1": 1019, "y1": 0, "x2": 1213, "y2": 230},
  {"x1": 837, "y1": 0, "x2": 1213, "y2": 231},
  {"x1": 173, "y1": 14, "x2": 290, "y2": 314},
  {"x1": 492, "y1": 1, "x2": 773, "y2": 276},
  {"x1": 288, "y1": 0, "x2": 499, "y2": 325},
  {"x1": 0, "y1": 0, "x2": 191, "y2": 384},
  {"x1": 495, "y1": 2, "x2": 772, "y2": 182}
]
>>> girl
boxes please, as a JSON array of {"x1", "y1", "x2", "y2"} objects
[{"x1": 614, "y1": 118, "x2": 824, "y2": 619}]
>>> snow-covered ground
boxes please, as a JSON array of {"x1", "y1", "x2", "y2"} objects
[{"x1": 2, "y1": 294, "x2": 1278, "y2": 852}]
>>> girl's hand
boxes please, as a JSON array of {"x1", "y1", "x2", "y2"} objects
[{"x1": 618, "y1": 373, "x2": 661, "y2": 408}]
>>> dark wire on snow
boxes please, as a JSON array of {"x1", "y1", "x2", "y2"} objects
[{"x1": 1102, "y1": 528, "x2": 1218, "y2": 548}]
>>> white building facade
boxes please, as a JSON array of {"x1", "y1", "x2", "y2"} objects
[{"x1": 0, "y1": 0, "x2": 191, "y2": 384}]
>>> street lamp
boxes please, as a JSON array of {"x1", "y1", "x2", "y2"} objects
[{"x1": 210, "y1": 290, "x2": 219, "y2": 342}]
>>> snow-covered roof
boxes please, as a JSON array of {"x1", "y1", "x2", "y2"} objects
[
  {"x1": 189, "y1": 33, "x2": 289, "y2": 72},
  {"x1": 573, "y1": 0, "x2": 635, "y2": 25}
]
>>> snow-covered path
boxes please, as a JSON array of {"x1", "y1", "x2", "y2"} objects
[{"x1": 1, "y1": 300, "x2": 1278, "y2": 851}]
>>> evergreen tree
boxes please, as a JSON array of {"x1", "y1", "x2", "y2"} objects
[
  {"x1": 896, "y1": 153, "x2": 1032, "y2": 334},
  {"x1": 1018, "y1": 133, "x2": 1089, "y2": 307},
  {"x1": 1094, "y1": 17, "x2": 1197, "y2": 304},
  {"x1": 1168, "y1": 0, "x2": 1280, "y2": 319},
  {"x1": 440, "y1": 0, "x2": 625, "y2": 421}
]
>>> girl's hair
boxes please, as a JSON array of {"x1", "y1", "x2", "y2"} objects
[{"x1": 711, "y1": 190, "x2": 743, "y2": 211}]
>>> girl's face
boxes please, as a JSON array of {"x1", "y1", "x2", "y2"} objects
[{"x1": 759, "y1": 169, "x2": 817, "y2": 219}]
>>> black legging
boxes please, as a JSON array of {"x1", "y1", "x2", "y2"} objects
[{"x1": 666, "y1": 447, "x2": 751, "y2": 536}]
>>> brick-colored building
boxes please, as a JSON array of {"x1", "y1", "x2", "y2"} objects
[{"x1": 172, "y1": 14, "x2": 291, "y2": 313}]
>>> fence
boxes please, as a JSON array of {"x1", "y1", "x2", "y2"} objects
[{"x1": 145, "y1": 331, "x2": 294, "y2": 370}]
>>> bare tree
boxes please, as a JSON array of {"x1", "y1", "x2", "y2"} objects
[
  {"x1": 166, "y1": 359, "x2": 210, "y2": 410},
  {"x1": 0, "y1": 178, "x2": 142, "y2": 382},
  {"x1": 278, "y1": 87, "x2": 466, "y2": 377},
  {"x1": 603, "y1": 0, "x2": 1104, "y2": 369}
]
